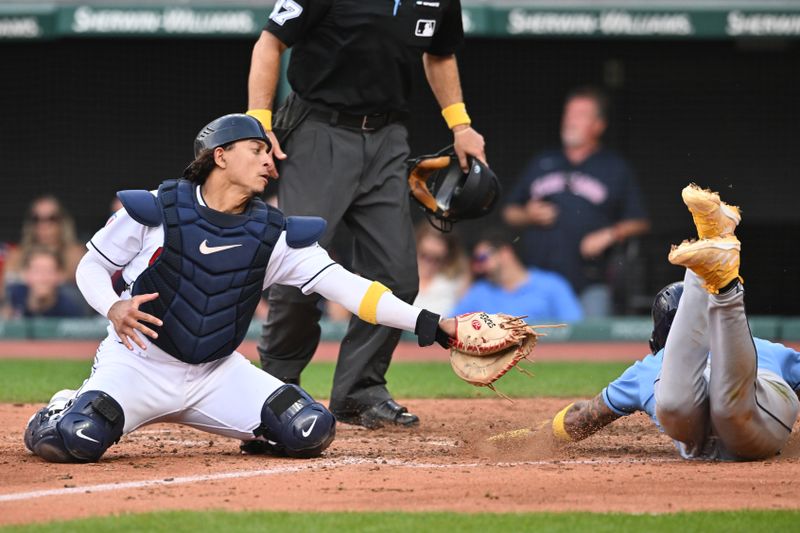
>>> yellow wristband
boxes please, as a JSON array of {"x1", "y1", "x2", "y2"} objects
[
  {"x1": 552, "y1": 402, "x2": 575, "y2": 442},
  {"x1": 357, "y1": 281, "x2": 391, "y2": 325},
  {"x1": 441, "y1": 102, "x2": 471, "y2": 129},
  {"x1": 246, "y1": 109, "x2": 273, "y2": 131}
]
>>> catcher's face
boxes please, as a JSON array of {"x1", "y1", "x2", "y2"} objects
[
  {"x1": 561, "y1": 97, "x2": 606, "y2": 149},
  {"x1": 218, "y1": 140, "x2": 273, "y2": 195}
]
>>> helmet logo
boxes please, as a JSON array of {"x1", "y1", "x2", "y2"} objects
[
  {"x1": 471, "y1": 319, "x2": 482, "y2": 330},
  {"x1": 473, "y1": 165, "x2": 481, "y2": 174}
]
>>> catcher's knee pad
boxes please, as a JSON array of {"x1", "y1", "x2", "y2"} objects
[
  {"x1": 255, "y1": 384, "x2": 335, "y2": 458},
  {"x1": 24, "y1": 390, "x2": 124, "y2": 463}
]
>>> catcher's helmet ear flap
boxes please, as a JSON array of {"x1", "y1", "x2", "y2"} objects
[
  {"x1": 193, "y1": 113, "x2": 272, "y2": 157},
  {"x1": 649, "y1": 281, "x2": 684, "y2": 354},
  {"x1": 407, "y1": 146, "x2": 500, "y2": 232}
]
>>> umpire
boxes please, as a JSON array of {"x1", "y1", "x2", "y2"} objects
[{"x1": 247, "y1": 0, "x2": 486, "y2": 429}]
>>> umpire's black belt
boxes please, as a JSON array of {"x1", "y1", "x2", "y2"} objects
[{"x1": 304, "y1": 107, "x2": 406, "y2": 131}]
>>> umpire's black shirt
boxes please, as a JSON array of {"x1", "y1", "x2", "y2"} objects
[{"x1": 265, "y1": 0, "x2": 464, "y2": 115}]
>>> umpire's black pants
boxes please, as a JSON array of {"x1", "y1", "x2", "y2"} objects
[{"x1": 258, "y1": 117, "x2": 419, "y2": 414}]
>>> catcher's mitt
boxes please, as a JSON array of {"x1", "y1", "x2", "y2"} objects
[{"x1": 448, "y1": 312, "x2": 563, "y2": 397}]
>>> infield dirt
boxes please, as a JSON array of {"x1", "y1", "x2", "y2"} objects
[{"x1": 2, "y1": 398, "x2": 800, "y2": 525}]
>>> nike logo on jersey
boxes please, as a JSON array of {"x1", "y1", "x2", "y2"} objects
[
  {"x1": 76, "y1": 427, "x2": 100, "y2": 444},
  {"x1": 301, "y1": 416, "x2": 318, "y2": 438},
  {"x1": 199, "y1": 240, "x2": 243, "y2": 255}
]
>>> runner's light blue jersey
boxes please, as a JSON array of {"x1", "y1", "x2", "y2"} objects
[{"x1": 601, "y1": 337, "x2": 800, "y2": 426}]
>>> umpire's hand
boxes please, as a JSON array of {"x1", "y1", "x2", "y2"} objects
[
  {"x1": 452, "y1": 125, "x2": 487, "y2": 171},
  {"x1": 265, "y1": 130, "x2": 287, "y2": 178},
  {"x1": 107, "y1": 293, "x2": 163, "y2": 351}
]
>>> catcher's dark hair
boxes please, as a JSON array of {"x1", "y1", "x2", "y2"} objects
[
  {"x1": 182, "y1": 144, "x2": 234, "y2": 185},
  {"x1": 566, "y1": 85, "x2": 610, "y2": 122}
]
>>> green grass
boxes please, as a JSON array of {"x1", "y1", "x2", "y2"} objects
[
  {"x1": 3, "y1": 510, "x2": 800, "y2": 533},
  {"x1": 0, "y1": 359, "x2": 629, "y2": 403}
]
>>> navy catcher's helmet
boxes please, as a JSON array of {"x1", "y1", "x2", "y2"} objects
[
  {"x1": 407, "y1": 145, "x2": 500, "y2": 232},
  {"x1": 193, "y1": 113, "x2": 271, "y2": 157},
  {"x1": 649, "y1": 281, "x2": 684, "y2": 354}
]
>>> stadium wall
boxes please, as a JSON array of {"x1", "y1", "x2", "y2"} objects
[{"x1": 1, "y1": 36, "x2": 798, "y2": 312}]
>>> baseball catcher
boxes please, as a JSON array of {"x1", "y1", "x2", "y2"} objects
[{"x1": 23, "y1": 114, "x2": 466, "y2": 463}]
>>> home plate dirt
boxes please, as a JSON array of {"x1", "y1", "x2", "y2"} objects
[{"x1": 2, "y1": 399, "x2": 799, "y2": 525}]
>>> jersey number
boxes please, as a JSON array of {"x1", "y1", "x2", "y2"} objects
[{"x1": 270, "y1": 0, "x2": 303, "y2": 26}]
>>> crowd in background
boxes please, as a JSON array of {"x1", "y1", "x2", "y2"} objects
[
  {"x1": 0, "y1": 86, "x2": 650, "y2": 323},
  {"x1": 0, "y1": 195, "x2": 87, "y2": 319}
]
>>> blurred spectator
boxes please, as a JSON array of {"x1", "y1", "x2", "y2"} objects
[
  {"x1": 503, "y1": 86, "x2": 649, "y2": 317},
  {"x1": 412, "y1": 223, "x2": 470, "y2": 316},
  {"x1": 4, "y1": 195, "x2": 86, "y2": 287},
  {"x1": 452, "y1": 231, "x2": 582, "y2": 322},
  {"x1": 2, "y1": 247, "x2": 85, "y2": 318},
  {"x1": 0, "y1": 243, "x2": 10, "y2": 304}
]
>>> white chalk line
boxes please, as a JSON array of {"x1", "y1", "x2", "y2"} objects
[{"x1": 0, "y1": 456, "x2": 679, "y2": 504}]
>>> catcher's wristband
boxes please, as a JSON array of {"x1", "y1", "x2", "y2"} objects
[
  {"x1": 441, "y1": 102, "x2": 471, "y2": 129},
  {"x1": 246, "y1": 109, "x2": 273, "y2": 131},
  {"x1": 358, "y1": 281, "x2": 391, "y2": 324},
  {"x1": 552, "y1": 402, "x2": 575, "y2": 442},
  {"x1": 415, "y1": 309, "x2": 450, "y2": 348}
]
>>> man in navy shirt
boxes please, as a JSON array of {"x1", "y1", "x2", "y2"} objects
[
  {"x1": 452, "y1": 232, "x2": 582, "y2": 323},
  {"x1": 503, "y1": 87, "x2": 649, "y2": 317}
]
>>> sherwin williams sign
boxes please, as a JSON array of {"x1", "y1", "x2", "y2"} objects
[
  {"x1": 67, "y1": 5, "x2": 258, "y2": 35},
  {"x1": 2, "y1": 4, "x2": 800, "y2": 40},
  {"x1": 500, "y1": 9, "x2": 800, "y2": 38},
  {"x1": 504, "y1": 10, "x2": 694, "y2": 36}
]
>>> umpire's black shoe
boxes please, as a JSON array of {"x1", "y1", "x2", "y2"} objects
[{"x1": 332, "y1": 399, "x2": 419, "y2": 430}]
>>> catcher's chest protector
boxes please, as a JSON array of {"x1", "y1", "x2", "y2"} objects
[{"x1": 132, "y1": 179, "x2": 284, "y2": 364}]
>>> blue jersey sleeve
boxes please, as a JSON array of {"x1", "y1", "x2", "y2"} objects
[
  {"x1": 602, "y1": 352, "x2": 662, "y2": 419},
  {"x1": 754, "y1": 337, "x2": 800, "y2": 392}
]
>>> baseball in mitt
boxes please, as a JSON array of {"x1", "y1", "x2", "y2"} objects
[{"x1": 448, "y1": 312, "x2": 564, "y2": 397}]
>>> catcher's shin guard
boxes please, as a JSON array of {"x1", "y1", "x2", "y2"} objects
[
  {"x1": 252, "y1": 384, "x2": 335, "y2": 458},
  {"x1": 24, "y1": 390, "x2": 124, "y2": 463}
]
